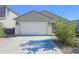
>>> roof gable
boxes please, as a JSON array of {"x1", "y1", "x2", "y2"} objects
[
  {"x1": 40, "y1": 10, "x2": 67, "y2": 20},
  {"x1": 14, "y1": 11, "x2": 55, "y2": 23},
  {"x1": 7, "y1": 8, "x2": 19, "y2": 16}
]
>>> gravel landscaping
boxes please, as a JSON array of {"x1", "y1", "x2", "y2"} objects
[{"x1": 53, "y1": 39, "x2": 79, "y2": 54}]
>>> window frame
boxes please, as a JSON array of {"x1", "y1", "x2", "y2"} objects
[{"x1": 0, "y1": 7, "x2": 6, "y2": 17}]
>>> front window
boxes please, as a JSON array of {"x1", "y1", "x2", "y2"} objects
[{"x1": 0, "y1": 8, "x2": 6, "y2": 17}]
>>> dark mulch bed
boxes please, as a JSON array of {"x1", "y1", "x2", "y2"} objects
[{"x1": 53, "y1": 39, "x2": 79, "y2": 54}]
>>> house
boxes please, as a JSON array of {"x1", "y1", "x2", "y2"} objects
[
  {"x1": 0, "y1": 5, "x2": 67, "y2": 36},
  {"x1": 14, "y1": 10, "x2": 67, "y2": 36},
  {"x1": 0, "y1": 5, "x2": 19, "y2": 34}
]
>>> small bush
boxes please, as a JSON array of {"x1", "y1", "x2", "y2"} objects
[
  {"x1": 54, "y1": 20, "x2": 79, "y2": 47},
  {"x1": 0, "y1": 23, "x2": 6, "y2": 38}
]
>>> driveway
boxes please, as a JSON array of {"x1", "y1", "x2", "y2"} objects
[{"x1": 0, "y1": 36, "x2": 62, "y2": 54}]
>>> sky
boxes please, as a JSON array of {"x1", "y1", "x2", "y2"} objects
[{"x1": 9, "y1": 5, "x2": 79, "y2": 21}]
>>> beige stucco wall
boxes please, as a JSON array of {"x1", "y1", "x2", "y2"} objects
[
  {"x1": 48, "y1": 23, "x2": 53, "y2": 35},
  {"x1": 15, "y1": 24, "x2": 19, "y2": 35}
]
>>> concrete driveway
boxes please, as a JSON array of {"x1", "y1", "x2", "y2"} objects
[{"x1": 0, "y1": 36, "x2": 62, "y2": 54}]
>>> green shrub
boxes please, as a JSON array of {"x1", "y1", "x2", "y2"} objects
[
  {"x1": 54, "y1": 20, "x2": 79, "y2": 46},
  {"x1": 76, "y1": 30, "x2": 79, "y2": 36},
  {"x1": 0, "y1": 23, "x2": 6, "y2": 38}
]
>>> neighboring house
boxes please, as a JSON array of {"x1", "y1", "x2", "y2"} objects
[
  {"x1": 0, "y1": 5, "x2": 19, "y2": 34},
  {"x1": 14, "y1": 10, "x2": 67, "y2": 36}
]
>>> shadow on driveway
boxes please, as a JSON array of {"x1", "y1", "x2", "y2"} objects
[{"x1": 20, "y1": 39, "x2": 60, "y2": 54}]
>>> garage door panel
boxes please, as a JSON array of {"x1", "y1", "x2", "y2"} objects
[{"x1": 20, "y1": 22, "x2": 48, "y2": 35}]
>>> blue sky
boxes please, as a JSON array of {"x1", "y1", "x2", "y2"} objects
[{"x1": 9, "y1": 5, "x2": 79, "y2": 21}]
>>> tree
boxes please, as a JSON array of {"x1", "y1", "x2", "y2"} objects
[{"x1": 0, "y1": 23, "x2": 6, "y2": 38}]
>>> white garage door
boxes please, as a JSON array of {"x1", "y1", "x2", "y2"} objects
[{"x1": 19, "y1": 22, "x2": 48, "y2": 35}]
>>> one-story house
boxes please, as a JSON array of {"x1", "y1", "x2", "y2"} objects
[
  {"x1": 0, "y1": 5, "x2": 68, "y2": 36},
  {"x1": 14, "y1": 10, "x2": 67, "y2": 36}
]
